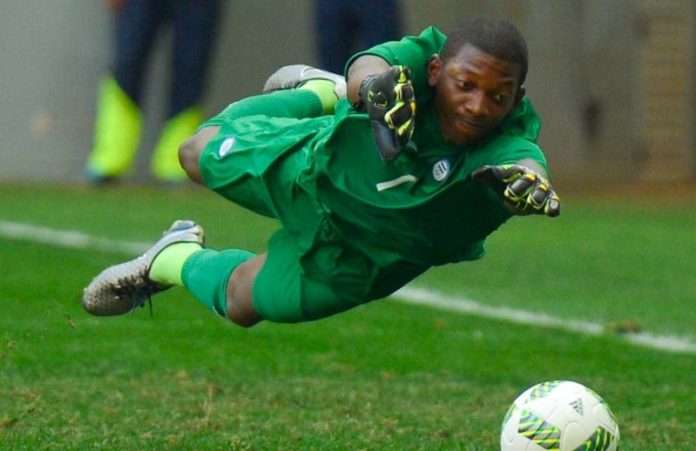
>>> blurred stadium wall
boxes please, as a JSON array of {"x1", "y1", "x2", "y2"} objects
[{"x1": 0, "y1": 0, "x2": 694, "y2": 184}]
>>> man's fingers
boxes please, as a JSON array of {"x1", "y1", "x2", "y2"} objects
[
  {"x1": 505, "y1": 175, "x2": 561, "y2": 216},
  {"x1": 384, "y1": 101, "x2": 414, "y2": 141},
  {"x1": 393, "y1": 65, "x2": 411, "y2": 84},
  {"x1": 504, "y1": 172, "x2": 537, "y2": 201},
  {"x1": 472, "y1": 164, "x2": 526, "y2": 191},
  {"x1": 544, "y1": 192, "x2": 561, "y2": 217},
  {"x1": 527, "y1": 179, "x2": 550, "y2": 208},
  {"x1": 384, "y1": 82, "x2": 415, "y2": 145},
  {"x1": 359, "y1": 65, "x2": 417, "y2": 157},
  {"x1": 473, "y1": 164, "x2": 561, "y2": 217},
  {"x1": 371, "y1": 120, "x2": 401, "y2": 161},
  {"x1": 384, "y1": 102, "x2": 411, "y2": 127},
  {"x1": 384, "y1": 73, "x2": 415, "y2": 137},
  {"x1": 394, "y1": 81, "x2": 414, "y2": 102},
  {"x1": 524, "y1": 179, "x2": 561, "y2": 217}
]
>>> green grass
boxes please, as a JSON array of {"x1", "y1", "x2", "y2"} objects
[{"x1": 1, "y1": 183, "x2": 695, "y2": 449}]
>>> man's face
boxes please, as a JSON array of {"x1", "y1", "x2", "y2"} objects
[{"x1": 427, "y1": 44, "x2": 524, "y2": 146}]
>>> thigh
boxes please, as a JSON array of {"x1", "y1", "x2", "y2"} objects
[
  {"x1": 197, "y1": 121, "x2": 304, "y2": 218},
  {"x1": 197, "y1": 112, "x2": 327, "y2": 220},
  {"x1": 198, "y1": 128, "x2": 276, "y2": 217},
  {"x1": 252, "y1": 219, "x2": 430, "y2": 323},
  {"x1": 252, "y1": 229, "x2": 376, "y2": 323}
]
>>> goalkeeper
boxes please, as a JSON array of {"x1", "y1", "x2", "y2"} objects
[{"x1": 83, "y1": 17, "x2": 562, "y2": 327}]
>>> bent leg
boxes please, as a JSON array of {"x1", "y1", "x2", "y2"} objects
[
  {"x1": 226, "y1": 253, "x2": 266, "y2": 327},
  {"x1": 218, "y1": 90, "x2": 325, "y2": 121},
  {"x1": 252, "y1": 229, "x2": 374, "y2": 323},
  {"x1": 180, "y1": 247, "x2": 261, "y2": 327},
  {"x1": 178, "y1": 89, "x2": 325, "y2": 184},
  {"x1": 179, "y1": 125, "x2": 218, "y2": 183}
]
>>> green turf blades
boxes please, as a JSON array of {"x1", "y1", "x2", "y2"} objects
[{"x1": 0, "y1": 184, "x2": 695, "y2": 448}]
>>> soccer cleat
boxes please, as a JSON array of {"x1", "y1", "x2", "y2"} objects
[
  {"x1": 263, "y1": 64, "x2": 346, "y2": 99},
  {"x1": 82, "y1": 220, "x2": 204, "y2": 316},
  {"x1": 85, "y1": 77, "x2": 142, "y2": 183}
]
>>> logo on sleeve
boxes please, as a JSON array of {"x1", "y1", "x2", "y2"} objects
[
  {"x1": 218, "y1": 136, "x2": 236, "y2": 158},
  {"x1": 433, "y1": 159, "x2": 450, "y2": 181}
]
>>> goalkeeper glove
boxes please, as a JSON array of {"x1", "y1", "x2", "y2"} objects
[
  {"x1": 356, "y1": 65, "x2": 416, "y2": 161},
  {"x1": 472, "y1": 164, "x2": 561, "y2": 217}
]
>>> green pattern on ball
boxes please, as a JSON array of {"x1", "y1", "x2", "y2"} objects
[
  {"x1": 529, "y1": 380, "x2": 563, "y2": 401},
  {"x1": 518, "y1": 409, "x2": 561, "y2": 450},
  {"x1": 573, "y1": 426, "x2": 616, "y2": 451}
]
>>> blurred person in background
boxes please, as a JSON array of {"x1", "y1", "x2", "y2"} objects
[
  {"x1": 85, "y1": 0, "x2": 222, "y2": 184},
  {"x1": 315, "y1": 0, "x2": 402, "y2": 74}
]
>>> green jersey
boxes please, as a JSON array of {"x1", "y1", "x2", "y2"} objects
[
  {"x1": 202, "y1": 26, "x2": 546, "y2": 268},
  {"x1": 301, "y1": 27, "x2": 547, "y2": 266},
  {"x1": 198, "y1": 27, "x2": 548, "y2": 321}
]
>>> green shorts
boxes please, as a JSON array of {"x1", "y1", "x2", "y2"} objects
[{"x1": 198, "y1": 119, "x2": 427, "y2": 322}]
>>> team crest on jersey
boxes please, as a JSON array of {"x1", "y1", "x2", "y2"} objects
[
  {"x1": 218, "y1": 136, "x2": 236, "y2": 158},
  {"x1": 432, "y1": 159, "x2": 450, "y2": 181}
]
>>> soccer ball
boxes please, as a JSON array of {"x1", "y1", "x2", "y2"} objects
[{"x1": 500, "y1": 380, "x2": 619, "y2": 451}]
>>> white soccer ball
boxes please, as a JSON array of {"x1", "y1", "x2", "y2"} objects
[{"x1": 500, "y1": 380, "x2": 619, "y2": 451}]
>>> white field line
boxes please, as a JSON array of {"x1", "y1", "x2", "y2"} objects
[
  {"x1": 394, "y1": 287, "x2": 696, "y2": 354},
  {"x1": 0, "y1": 220, "x2": 150, "y2": 255},
  {"x1": 2, "y1": 219, "x2": 696, "y2": 355}
]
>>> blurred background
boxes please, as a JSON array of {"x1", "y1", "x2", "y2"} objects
[{"x1": 0, "y1": 0, "x2": 694, "y2": 186}]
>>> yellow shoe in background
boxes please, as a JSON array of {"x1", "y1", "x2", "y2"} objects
[
  {"x1": 85, "y1": 77, "x2": 142, "y2": 182},
  {"x1": 151, "y1": 106, "x2": 203, "y2": 183}
]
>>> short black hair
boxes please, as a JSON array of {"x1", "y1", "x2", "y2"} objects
[{"x1": 441, "y1": 17, "x2": 528, "y2": 85}]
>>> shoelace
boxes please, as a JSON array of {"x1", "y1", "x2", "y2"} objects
[{"x1": 113, "y1": 269, "x2": 162, "y2": 316}]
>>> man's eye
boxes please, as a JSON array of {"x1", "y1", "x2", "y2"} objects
[
  {"x1": 492, "y1": 93, "x2": 509, "y2": 104},
  {"x1": 458, "y1": 80, "x2": 474, "y2": 90}
]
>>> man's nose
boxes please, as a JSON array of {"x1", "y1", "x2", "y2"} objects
[{"x1": 465, "y1": 91, "x2": 489, "y2": 117}]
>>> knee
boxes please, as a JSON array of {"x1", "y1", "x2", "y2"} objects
[
  {"x1": 178, "y1": 126, "x2": 219, "y2": 183},
  {"x1": 178, "y1": 136, "x2": 203, "y2": 183},
  {"x1": 226, "y1": 259, "x2": 263, "y2": 328}
]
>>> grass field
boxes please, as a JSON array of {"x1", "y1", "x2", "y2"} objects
[{"x1": 1, "y1": 182, "x2": 695, "y2": 449}]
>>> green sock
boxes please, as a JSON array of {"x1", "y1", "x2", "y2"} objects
[
  {"x1": 149, "y1": 242, "x2": 202, "y2": 286},
  {"x1": 181, "y1": 248, "x2": 255, "y2": 317},
  {"x1": 220, "y1": 90, "x2": 323, "y2": 120},
  {"x1": 298, "y1": 79, "x2": 338, "y2": 114}
]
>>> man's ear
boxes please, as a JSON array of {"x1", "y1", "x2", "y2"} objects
[
  {"x1": 426, "y1": 54, "x2": 442, "y2": 87},
  {"x1": 513, "y1": 85, "x2": 526, "y2": 107}
]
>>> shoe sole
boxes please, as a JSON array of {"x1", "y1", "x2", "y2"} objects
[
  {"x1": 263, "y1": 64, "x2": 346, "y2": 98},
  {"x1": 81, "y1": 220, "x2": 204, "y2": 316}
]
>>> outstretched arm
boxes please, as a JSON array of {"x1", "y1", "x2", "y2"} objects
[{"x1": 472, "y1": 159, "x2": 561, "y2": 217}]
